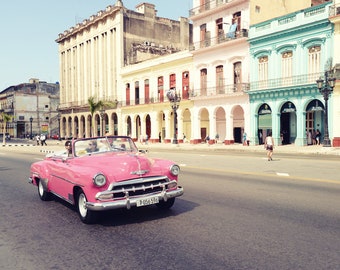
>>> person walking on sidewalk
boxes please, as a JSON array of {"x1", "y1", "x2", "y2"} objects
[
  {"x1": 40, "y1": 134, "x2": 47, "y2": 146},
  {"x1": 265, "y1": 131, "x2": 274, "y2": 161}
]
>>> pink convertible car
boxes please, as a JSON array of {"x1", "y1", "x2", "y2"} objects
[{"x1": 28, "y1": 136, "x2": 184, "y2": 224}]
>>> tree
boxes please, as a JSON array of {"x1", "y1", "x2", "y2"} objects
[
  {"x1": 88, "y1": 96, "x2": 116, "y2": 137},
  {"x1": 1, "y1": 112, "x2": 12, "y2": 146}
]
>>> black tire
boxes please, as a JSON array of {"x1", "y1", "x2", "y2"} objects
[
  {"x1": 38, "y1": 180, "x2": 51, "y2": 201},
  {"x1": 76, "y1": 190, "x2": 96, "y2": 224},
  {"x1": 156, "y1": 198, "x2": 175, "y2": 209}
]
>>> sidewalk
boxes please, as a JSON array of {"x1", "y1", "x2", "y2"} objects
[
  {"x1": 1, "y1": 139, "x2": 340, "y2": 156},
  {"x1": 138, "y1": 141, "x2": 340, "y2": 156}
]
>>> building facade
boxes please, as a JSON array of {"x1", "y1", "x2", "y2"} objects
[
  {"x1": 56, "y1": 0, "x2": 192, "y2": 140},
  {"x1": 0, "y1": 79, "x2": 60, "y2": 138},
  {"x1": 248, "y1": 2, "x2": 334, "y2": 146},
  {"x1": 56, "y1": 0, "x2": 339, "y2": 147}
]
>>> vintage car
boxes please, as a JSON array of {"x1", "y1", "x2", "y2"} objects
[{"x1": 28, "y1": 136, "x2": 184, "y2": 224}]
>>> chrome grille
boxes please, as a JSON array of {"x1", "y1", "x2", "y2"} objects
[{"x1": 110, "y1": 176, "x2": 169, "y2": 199}]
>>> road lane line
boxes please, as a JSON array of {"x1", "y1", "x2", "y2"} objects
[{"x1": 183, "y1": 165, "x2": 340, "y2": 185}]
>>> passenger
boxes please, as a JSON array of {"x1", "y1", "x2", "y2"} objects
[
  {"x1": 86, "y1": 140, "x2": 99, "y2": 153},
  {"x1": 65, "y1": 140, "x2": 72, "y2": 157}
]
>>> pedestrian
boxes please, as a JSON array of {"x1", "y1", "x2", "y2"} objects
[
  {"x1": 36, "y1": 134, "x2": 40, "y2": 146},
  {"x1": 40, "y1": 134, "x2": 47, "y2": 146},
  {"x1": 215, "y1": 133, "x2": 219, "y2": 144},
  {"x1": 264, "y1": 131, "x2": 274, "y2": 161},
  {"x1": 205, "y1": 135, "x2": 210, "y2": 143},
  {"x1": 243, "y1": 132, "x2": 247, "y2": 146},
  {"x1": 312, "y1": 129, "x2": 316, "y2": 145},
  {"x1": 158, "y1": 132, "x2": 161, "y2": 143},
  {"x1": 307, "y1": 130, "x2": 312, "y2": 145},
  {"x1": 315, "y1": 129, "x2": 321, "y2": 145},
  {"x1": 183, "y1": 133, "x2": 186, "y2": 143}
]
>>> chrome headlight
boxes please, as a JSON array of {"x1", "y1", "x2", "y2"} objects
[
  {"x1": 93, "y1": 173, "x2": 107, "y2": 187},
  {"x1": 170, "y1": 164, "x2": 180, "y2": 176}
]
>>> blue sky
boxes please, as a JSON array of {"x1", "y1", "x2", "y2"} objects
[{"x1": 0, "y1": 0, "x2": 192, "y2": 91}]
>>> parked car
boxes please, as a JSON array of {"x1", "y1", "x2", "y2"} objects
[{"x1": 28, "y1": 136, "x2": 184, "y2": 224}]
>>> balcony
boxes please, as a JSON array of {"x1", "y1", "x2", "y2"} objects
[
  {"x1": 190, "y1": 29, "x2": 248, "y2": 51},
  {"x1": 249, "y1": 3, "x2": 330, "y2": 39},
  {"x1": 190, "y1": 83, "x2": 249, "y2": 99},
  {"x1": 249, "y1": 73, "x2": 322, "y2": 92},
  {"x1": 329, "y1": 2, "x2": 340, "y2": 17},
  {"x1": 189, "y1": 0, "x2": 235, "y2": 17}
]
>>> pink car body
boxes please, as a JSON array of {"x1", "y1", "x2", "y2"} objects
[{"x1": 29, "y1": 136, "x2": 184, "y2": 224}]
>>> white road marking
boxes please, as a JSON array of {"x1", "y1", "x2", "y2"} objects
[{"x1": 277, "y1": 172, "x2": 289, "y2": 177}]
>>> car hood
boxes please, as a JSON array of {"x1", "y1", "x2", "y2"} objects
[{"x1": 70, "y1": 152, "x2": 168, "y2": 182}]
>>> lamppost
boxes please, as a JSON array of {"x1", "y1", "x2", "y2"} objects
[
  {"x1": 316, "y1": 70, "x2": 336, "y2": 147},
  {"x1": 29, "y1": 116, "x2": 33, "y2": 140},
  {"x1": 167, "y1": 88, "x2": 181, "y2": 144},
  {"x1": 57, "y1": 113, "x2": 61, "y2": 141},
  {"x1": 99, "y1": 109, "x2": 105, "y2": 136}
]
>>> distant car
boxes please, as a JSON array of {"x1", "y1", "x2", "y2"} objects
[
  {"x1": 28, "y1": 136, "x2": 184, "y2": 224},
  {"x1": 51, "y1": 134, "x2": 59, "y2": 140}
]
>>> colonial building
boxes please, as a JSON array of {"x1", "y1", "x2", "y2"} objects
[
  {"x1": 56, "y1": 0, "x2": 192, "y2": 140},
  {"x1": 329, "y1": 0, "x2": 340, "y2": 147},
  {"x1": 187, "y1": 0, "x2": 315, "y2": 144},
  {"x1": 248, "y1": 2, "x2": 333, "y2": 146},
  {"x1": 0, "y1": 79, "x2": 60, "y2": 138}
]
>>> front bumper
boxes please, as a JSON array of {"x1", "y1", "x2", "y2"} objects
[{"x1": 86, "y1": 186, "x2": 184, "y2": 211}]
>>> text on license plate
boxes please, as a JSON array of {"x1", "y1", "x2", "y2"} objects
[{"x1": 136, "y1": 196, "x2": 159, "y2": 207}]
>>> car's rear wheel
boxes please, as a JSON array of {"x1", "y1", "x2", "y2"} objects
[
  {"x1": 156, "y1": 197, "x2": 175, "y2": 209},
  {"x1": 76, "y1": 190, "x2": 96, "y2": 224},
  {"x1": 38, "y1": 180, "x2": 51, "y2": 201}
]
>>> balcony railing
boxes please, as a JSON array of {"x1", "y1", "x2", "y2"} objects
[
  {"x1": 249, "y1": 72, "x2": 322, "y2": 92},
  {"x1": 190, "y1": 29, "x2": 248, "y2": 51},
  {"x1": 329, "y1": 2, "x2": 340, "y2": 17},
  {"x1": 189, "y1": 0, "x2": 234, "y2": 17},
  {"x1": 190, "y1": 83, "x2": 249, "y2": 98}
]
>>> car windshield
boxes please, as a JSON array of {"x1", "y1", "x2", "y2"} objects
[{"x1": 74, "y1": 136, "x2": 138, "y2": 157}]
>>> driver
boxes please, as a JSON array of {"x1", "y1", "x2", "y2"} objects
[{"x1": 86, "y1": 140, "x2": 99, "y2": 153}]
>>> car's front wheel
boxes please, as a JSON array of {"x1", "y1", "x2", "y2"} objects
[
  {"x1": 156, "y1": 197, "x2": 175, "y2": 209},
  {"x1": 76, "y1": 190, "x2": 96, "y2": 224},
  {"x1": 38, "y1": 180, "x2": 51, "y2": 201}
]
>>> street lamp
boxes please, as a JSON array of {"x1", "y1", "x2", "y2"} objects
[
  {"x1": 99, "y1": 108, "x2": 105, "y2": 136},
  {"x1": 167, "y1": 88, "x2": 181, "y2": 144},
  {"x1": 316, "y1": 70, "x2": 336, "y2": 147},
  {"x1": 29, "y1": 116, "x2": 33, "y2": 140}
]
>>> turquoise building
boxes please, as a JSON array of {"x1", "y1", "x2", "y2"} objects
[{"x1": 248, "y1": 2, "x2": 333, "y2": 146}]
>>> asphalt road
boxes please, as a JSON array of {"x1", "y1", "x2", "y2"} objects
[{"x1": 0, "y1": 149, "x2": 339, "y2": 270}]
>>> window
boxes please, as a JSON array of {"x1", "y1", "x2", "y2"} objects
[
  {"x1": 281, "y1": 51, "x2": 293, "y2": 85},
  {"x1": 182, "y1": 71, "x2": 189, "y2": 99},
  {"x1": 170, "y1": 74, "x2": 176, "y2": 89},
  {"x1": 144, "y1": 79, "x2": 150, "y2": 104},
  {"x1": 158, "y1": 76, "x2": 164, "y2": 102},
  {"x1": 258, "y1": 56, "x2": 268, "y2": 89},
  {"x1": 216, "y1": 65, "x2": 224, "y2": 94},
  {"x1": 234, "y1": 62, "x2": 242, "y2": 92},
  {"x1": 126, "y1": 83, "x2": 130, "y2": 106},
  {"x1": 135, "y1": 81, "x2": 139, "y2": 105},
  {"x1": 200, "y1": 69, "x2": 207, "y2": 96},
  {"x1": 308, "y1": 46, "x2": 321, "y2": 76},
  {"x1": 216, "y1": 18, "x2": 224, "y2": 42}
]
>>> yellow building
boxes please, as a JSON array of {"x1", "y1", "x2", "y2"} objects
[{"x1": 56, "y1": 0, "x2": 192, "y2": 140}]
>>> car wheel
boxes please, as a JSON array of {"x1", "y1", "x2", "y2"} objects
[
  {"x1": 76, "y1": 190, "x2": 96, "y2": 224},
  {"x1": 156, "y1": 198, "x2": 175, "y2": 209},
  {"x1": 38, "y1": 180, "x2": 51, "y2": 201}
]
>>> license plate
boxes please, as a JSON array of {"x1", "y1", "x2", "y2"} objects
[{"x1": 136, "y1": 196, "x2": 159, "y2": 207}]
